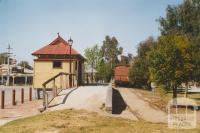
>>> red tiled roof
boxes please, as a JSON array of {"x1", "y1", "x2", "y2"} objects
[{"x1": 32, "y1": 35, "x2": 81, "y2": 55}]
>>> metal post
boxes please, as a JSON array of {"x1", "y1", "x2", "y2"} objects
[
  {"x1": 69, "y1": 44, "x2": 72, "y2": 88},
  {"x1": 29, "y1": 87, "x2": 32, "y2": 101},
  {"x1": 21, "y1": 88, "x2": 24, "y2": 104},
  {"x1": 1, "y1": 91, "x2": 5, "y2": 109},
  {"x1": 12, "y1": 89, "x2": 16, "y2": 105},
  {"x1": 6, "y1": 44, "x2": 12, "y2": 86}
]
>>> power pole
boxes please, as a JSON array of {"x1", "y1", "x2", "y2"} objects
[{"x1": 6, "y1": 44, "x2": 12, "y2": 86}]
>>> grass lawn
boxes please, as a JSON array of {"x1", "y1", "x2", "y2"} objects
[
  {"x1": 131, "y1": 88, "x2": 200, "y2": 112},
  {"x1": 0, "y1": 109, "x2": 200, "y2": 133}
]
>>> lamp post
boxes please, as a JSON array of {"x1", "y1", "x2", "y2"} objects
[{"x1": 68, "y1": 37, "x2": 73, "y2": 87}]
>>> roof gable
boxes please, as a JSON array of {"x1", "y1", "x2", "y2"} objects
[{"x1": 32, "y1": 35, "x2": 80, "y2": 56}]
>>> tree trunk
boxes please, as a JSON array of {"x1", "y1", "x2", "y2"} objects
[
  {"x1": 184, "y1": 82, "x2": 188, "y2": 98},
  {"x1": 172, "y1": 85, "x2": 177, "y2": 98},
  {"x1": 172, "y1": 84, "x2": 177, "y2": 105},
  {"x1": 91, "y1": 61, "x2": 94, "y2": 83}
]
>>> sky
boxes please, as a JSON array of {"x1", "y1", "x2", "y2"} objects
[{"x1": 0, "y1": 0, "x2": 183, "y2": 64}]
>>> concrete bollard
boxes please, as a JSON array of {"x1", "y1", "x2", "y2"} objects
[
  {"x1": 105, "y1": 83, "x2": 113, "y2": 113},
  {"x1": 21, "y1": 88, "x2": 24, "y2": 104},
  {"x1": 29, "y1": 87, "x2": 32, "y2": 101},
  {"x1": 12, "y1": 90, "x2": 16, "y2": 106},
  {"x1": 1, "y1": 91, "x2": 5, "y2": 109}
]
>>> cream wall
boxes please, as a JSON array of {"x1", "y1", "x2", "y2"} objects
[{"x1": 33, "y1": 61, "x2": 76, "y2": 88}]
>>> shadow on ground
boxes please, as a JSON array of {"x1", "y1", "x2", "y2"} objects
[
  {"x1": 48, "y1": 87, "x2": 78, "y2": 108},
  {"x1": 84, "y1": 83, "x2": 109, "y2": 86},
  {"x1": 112, "y1": 89, "x2": 127, "y2": 114}
]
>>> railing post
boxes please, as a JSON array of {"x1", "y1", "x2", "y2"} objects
[
  {"x1": 29, "y1": 87, "x2": 32, "y2": 101},
  {"x1": 60, "y1": 74, "x2": 63, "y2": 89},
  {"x1": 69, "y1": 74, "x2": 72, "y2": 88},
  {"x1": 45, "y1": 93, "x2": 48, "y2": 108},
  {"x1": 12, "y1": 89, "x2": 16, "y2": 106},
  {"x1": 43, "y1": 85, "x2": 47, "y2": 109},
  {"x1": 72, "y1": 75, "x2": 74, "y2": 87},
  {"x1": 21, "y1": 88, "x2": 24, "y2": 104},
  {"x1": 53, "y1": 79, "x2": 56, "y2": 97},
  {"x1": 1, "y1": 91, "x2": 5, "y2": 109}
]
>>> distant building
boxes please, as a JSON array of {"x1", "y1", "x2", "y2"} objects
[
  {"x1": 32, "y1": 34, "x2": 85, "y2": 89},
  {"x1": 0, "y1": 64, "x2": 33, "y2": 85},
  {"x1": 84, "y1": 65, "x2": 97, "y2": 84}
]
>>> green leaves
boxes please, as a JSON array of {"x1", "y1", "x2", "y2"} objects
[
  {"x1": 129, "y1": 37, "x2": 155, "y2": 88},
  {"x1": 84, "y1": 35, "x2": 123, "y2": 82},
  {"x1": 159, "y1": 0, "x2": 200, "y2": 37}
]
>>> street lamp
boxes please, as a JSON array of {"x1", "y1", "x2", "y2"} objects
[{"x1": 68, "y1": 37, "x2": 73, "y2": 87}]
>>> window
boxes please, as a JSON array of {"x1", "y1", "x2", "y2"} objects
[{"x1": 53, "y1": 61, "x2": 62, "y2": 68}]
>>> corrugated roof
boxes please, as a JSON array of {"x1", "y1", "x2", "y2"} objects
[{"x1": 32, "y1": 35, "x2": 81, "y2": 55}]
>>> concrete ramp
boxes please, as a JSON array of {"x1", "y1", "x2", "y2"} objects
[{"x1": 47, "y1": 85, "x2": 109, "y2": 113}]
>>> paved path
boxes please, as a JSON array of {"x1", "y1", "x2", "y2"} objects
[
  {"x1": 48, "y1": 86, "x2": 108, "y2": 112},
  {"x1": 117, "y1": 88, "x2": 167, "y2": 123}
]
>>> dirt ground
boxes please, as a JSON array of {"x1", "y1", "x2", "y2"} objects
[{"x1": 0, "y1": 100, "x2": 42, "y2": 125}]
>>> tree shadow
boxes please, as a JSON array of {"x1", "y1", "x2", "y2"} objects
[{"x1": 112, "y1": 89, "x2": 127, "y2": 114}]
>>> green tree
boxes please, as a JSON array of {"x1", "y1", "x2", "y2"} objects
[
  {"x1": 190, "y1": 37, "x2": 200, "y2": 88},
  {"x1": 101, "y1": 35, "x2": 123, "y2": 69},
  {"x1": 148, "y1": 35, "x2": 194, "y2": 99},
  {"x1": 18, "y1": 61, "x2": 32, "y2": 70},
  {"x1": 129, "y1": 37, "x2": 155, "y2": 88},
  {"x1": 129, "y1": 57, "x2": 149, "y2": 88},
  {"x1": 159, "y1": 0, "x2": 200, "y2": 37},
  {"x1": 158, "y1": 0, "x2": 200, "y2": 97},
  {"x1": 84, "y1": 44, "x2": 102, "y2": 82}
]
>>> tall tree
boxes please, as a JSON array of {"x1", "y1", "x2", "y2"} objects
[
  {"x1": 159, "y1": 0, "x2": 200, "y2": 37},
  {"x1": 158, "y1": 0, "x2": 200, "y2": 97},
  {"x1": 148, "y1": 35, "x2": 193, "y2": 99},
  {"x1": 101, "y1": 35, "x2": 123, "y2": 69},
  {"x1": 129, "y1": 37, "x2": 155, "y2": 88},
  {"x1": 84, "y1": 44, "x2": 102, "y2": 82}
]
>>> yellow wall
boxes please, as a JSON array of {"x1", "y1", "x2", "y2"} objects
[{"x1": 33, "y1": 60, "x2": 78, "y2": 88}]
